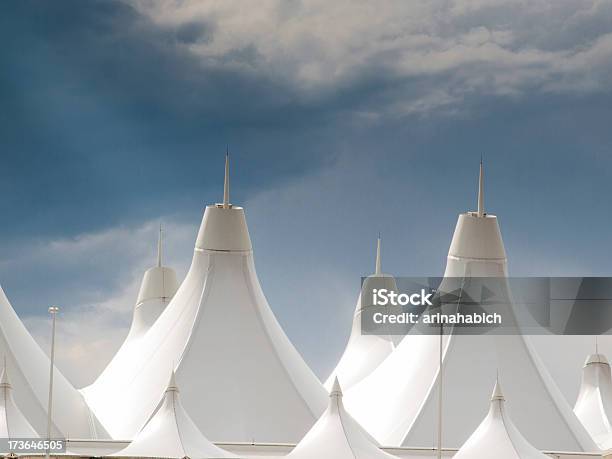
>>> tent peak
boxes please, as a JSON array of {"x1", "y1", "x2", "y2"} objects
[
  {"x1": 491, "y1": 375, "x2": 504, "y2": 402},
  {"x1": 166, "y1": 370, "x2": 179, "y2": 393},
  {"x1": 330, "y1": 377, "x2": 343, "y2": 398},
  {"x1": 0, "y1": 356, "x2": 9, "y2": 388},
  {"x1": 585, "y1": 352, "x2": 609, "y2": 366}
]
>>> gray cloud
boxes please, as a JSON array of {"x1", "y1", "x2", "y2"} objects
[{"x1": 130, "y1": 0, "x2": 612, "y2": 117}]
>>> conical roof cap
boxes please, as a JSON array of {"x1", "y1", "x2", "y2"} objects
[
  {"x1": 287, "y1": 378, "x2": 397, "y2": 459},
  {"x1": 454, "y1": 378, "x2": 549, "y2": 459},
  {"x1": 112, "y1": 372, "x2": 237, "y2": 458}
]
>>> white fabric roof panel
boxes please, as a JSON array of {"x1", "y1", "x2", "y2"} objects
[
  {"x1": 119, "y1": 229, "x2": 179, "y2": 353},
  {"x1": 325, "y1": 239, "x2": 397, "y2": 392},
  {"x1": 82, "y1": 201, "x2": 327, "y2": 442},
  {"x1": 287, "y1": 378, "x2": 398, "y2": 459},
  {"x1": 574, "y1": 352, "x2": 612, "y2": 449},
  {"x1": 0, "y1": 363, "x2": 38, "y2": 441},
  {"x1": 341, "y1": 166, "x2": 597, "y2": 452},
  {"x1": 454, "y1": 379, "x2": 550, "y2": 459},
  {"x1": 112, "y1": 372, "x2": 238, "y2": 459},
  {"x1": 0, "y1": 285, "x2": 106, "y2": 439}
]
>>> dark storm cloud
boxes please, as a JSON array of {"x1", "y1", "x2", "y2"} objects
[
  {"x1": 0, "y1": 0, "x2": 336, "y2": 243},
  {"x1": 2, "y1": 0, "x2": 612, "y2": 381}
]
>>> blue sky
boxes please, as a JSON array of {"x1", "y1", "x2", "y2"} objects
[{"x1": 2, "y1": 0, "x2": 612, "y2": 386}]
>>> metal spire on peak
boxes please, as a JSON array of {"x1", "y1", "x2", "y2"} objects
[
  {"x1": 223, "y1": 149, "x2": 230, "y2": 209},
  {"x1": 477, "y1": 157, "x2": 485, "y2": 218},
  {"x1": 491, "y1": 372, "x2": 504, "y2": 402},
  {"x1": 330, "y1": 377, "x2": 343, "y2": 398},
  {"x1": 375, "y1": 235, "x2": 382, "y2": 275},
  {"x1": 157, "y1": 224, "x2": 163, "y2": 268},
  {"x1": 0, "y1": 355, "x2": 8, "y2": 387},
  {"x1": 166, "y1": 369, "x2": 179, "y2": 393}
]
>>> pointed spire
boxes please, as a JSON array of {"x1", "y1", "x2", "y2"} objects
[
  {"x1": 223, "y1": 149, "x2": 230, "y2": 209},
  {"x1": 375, "y1": 235, "x2": 382, "y2": 275},
  {"x1": 157, "y1": 224, "x2": 163, "y2": 268},
  {"x1": 0, "y1": 356, "x2": 10, "y2": 388},
  {"x1": 477, "y1": 157, "x2": 485, "y2": 218},
  {"x1": 491, "y1": 373, "x2": 504, "y2": 402},
  {"x1": 166, "y1": 369, "x2": 179, "y2": 393},
  {"x1": 330, "y1": 377, "x2": 343, "y2": 398}
]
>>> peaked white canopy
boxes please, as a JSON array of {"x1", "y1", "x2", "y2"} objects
[
  {"x1": 0, "y1": 361, "x2": 38, "y2": 442},
  {"x1": 325, "y1": 238, "x2": 397, "y2": 391},
  {"x1": 574, "y1": 350, "x2": 612, "y2": 449},
  {"x1": 125, "y1": 226, "x2": 179, "y2": 341},
  {"x1": 454, "y1": 379, "x2": 550, "y2": 459},
  {"x1": 341, "y1": 163, "x2": 595, "y2": 451},
  {"x1": 0, "y1": 285, "x2": 106, "y2": 439},
  {"x1": 113, "y1": 372, "x2": 238, "y2": 459},
  {"x1": 287, "y1": 378, "x2": 397, "y2": 459},
  {"x1": 82, "y1": 157, "x2": 327, "y2": 442}
]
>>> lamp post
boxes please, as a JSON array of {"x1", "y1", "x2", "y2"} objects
[{"x1": 46, "y1": 306, "x2": 59, "y2": 459}]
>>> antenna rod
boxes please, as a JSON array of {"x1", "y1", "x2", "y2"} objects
[
  {"x1": 477, "y1": 157, "x2": 484, "y2": 217},
  {"x1": 157, "y1": 224, "x2": 163, "y2": 267},
  {"x1": 223, "y1": 150, "x2": 230, "y2": 209},
  {"x1": 375, "y1": 236, "x2": 382, "y2": 275},
  {"x1": 46, "y1": 306, "x2": 60, "y2": 459}
]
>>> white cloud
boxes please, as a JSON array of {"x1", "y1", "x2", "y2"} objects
[{"x1": 129, "y1": 0, "x2": 612, "y2": 116}]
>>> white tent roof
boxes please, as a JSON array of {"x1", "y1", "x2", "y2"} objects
[
  {"x1": 340, "y1": 164, "x2": 595, "y2": 451},
  {"x1": 325, "y1": 238, "x2": 397, "y2": 391},
  {"x1": 0, "y1": 360, "x2": 38, "y2": 441},
  {"x1": 82, "y1": 156, "x2": 327, "y2": 442},
  {"x1": 0, "y1": 285, "x2": 106, "y2": 439},
  {"x1": 113, "y1": 371, "x2": 238, "y2": 459},
  {"x1": 454, "y1": 378, "x2": 550, "y2": 459},
  {"x1": 287, "y1": 378, "x2": 397, "y2": 459},
  {"x1": 574, "y1": 351, "x2": 612, "y2": 449},
  {"x1": 125, "y1": 225, "x2": 179, "y2": 341}
]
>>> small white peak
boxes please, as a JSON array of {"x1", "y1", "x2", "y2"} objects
[
  {"x1": 0, "y1": 356, "x2": 10, "y2": 388},
  {"x1": 166, "y1": 369, "x2": 179, "y2": 393},
  {"x1": 330, "y1": 377, "x2": 343, "y2": 398},
  {"x1": 491, "y1": 374, "x2": 504, "y2": 402}
]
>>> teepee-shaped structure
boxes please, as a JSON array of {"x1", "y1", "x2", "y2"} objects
[
  {"x1": 287, "y1": 378, "x2": 397, "y2": 459},
  {"x1": 342, "y1": 161, "x2": 595, "y2": 451},
  {"x1": 574, "y1": 344, "x2": 612, "y2": 449},
  {"x1": 0, "y1": 359, "x2": 38, "y2": 443},
  {"x1": 125, "y1": 225, "x2": 179, "y2": 342},
  {"x1": 325, "y1": 238, "x2": 397, "y2": 391},
  {"x1": 83, "y1": 154, "x2": 327, "y2": 442},
  {"x1": 113, "y1": 371, "x2": 238, "y2": 458},
  {"x1": 454, "y1": 378, "x2": 551, "y2": 459},
  {"x1": 0, "y1": 285, "x2": 106, "y2": 439}
]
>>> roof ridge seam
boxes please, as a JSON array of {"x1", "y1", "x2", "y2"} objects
[
  {"x1": 499, "y1": 403, "x2": 523, "y2": 458},
  {"x1": 336, "y1": 397, "x2": 359, "y2": 459},
  {"x1": 171, "y1": 391, "x2": 188, "y2": 458}
]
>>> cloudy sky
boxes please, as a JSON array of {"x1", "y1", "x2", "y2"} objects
[{"x1": 2, "y1": 0, "x2": 612, "y2": 387}]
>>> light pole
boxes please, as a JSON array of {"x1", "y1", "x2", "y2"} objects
[{"x1": 46, "y1": 306, "x2": 59, "y2": 459}]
